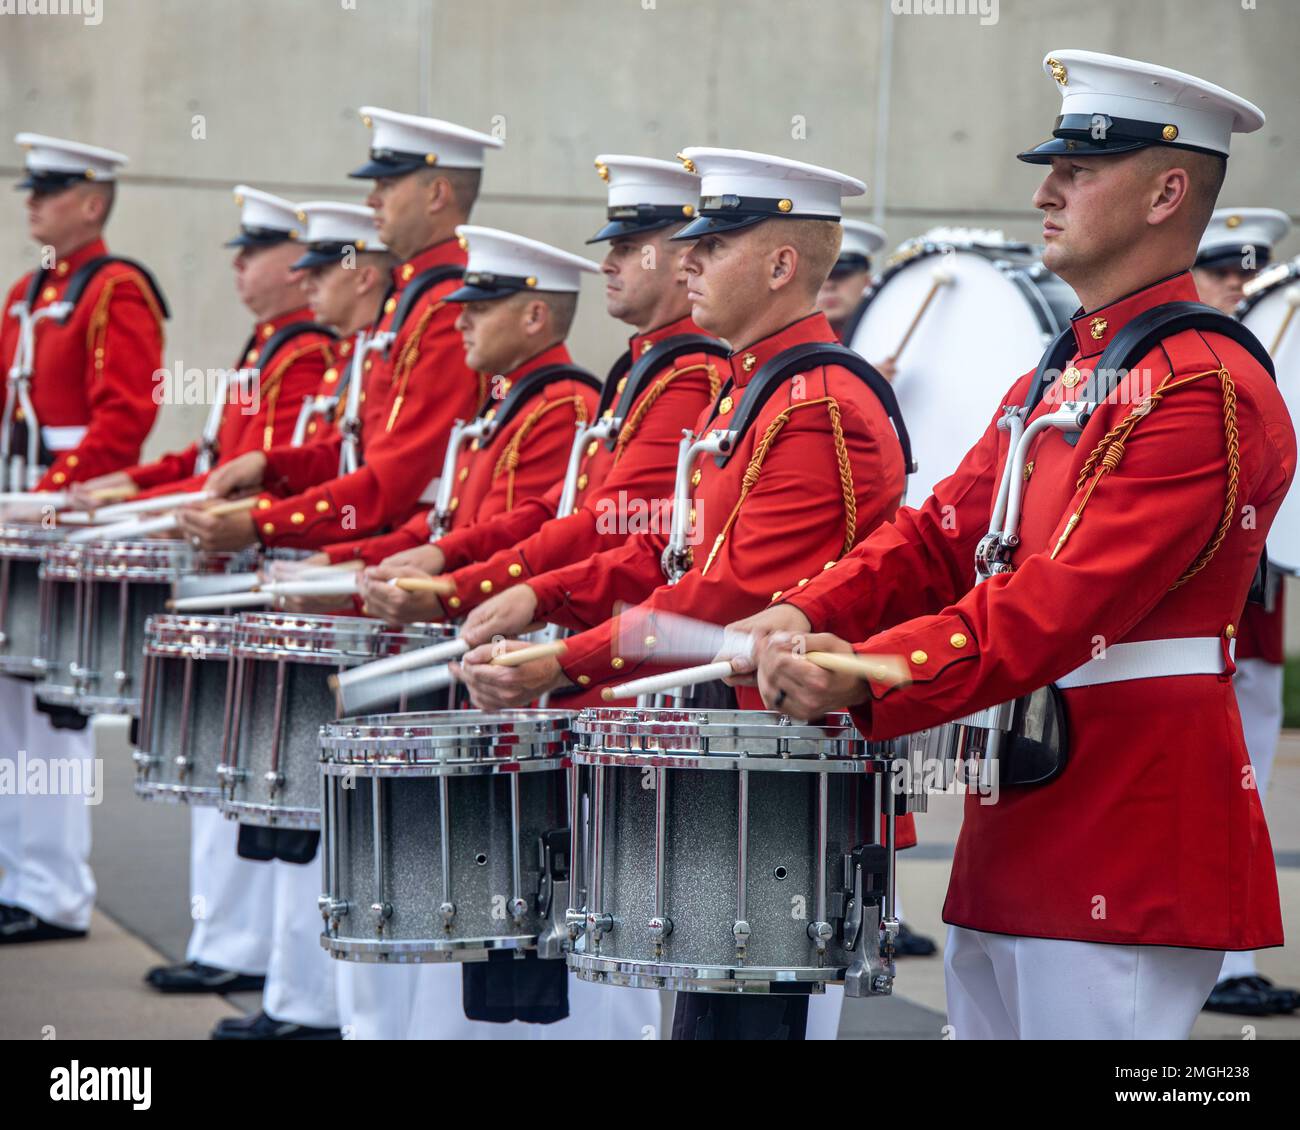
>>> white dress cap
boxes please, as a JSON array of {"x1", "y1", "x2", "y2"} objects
[
  {"x1": 670, "y1": 147, "x2": 865, "y2": 239},
  {"x1": 838, "y1": 219, "x2": 888, "y2": 264},
  {"x1": 1019, "y1": 49, "x2": 1264, "y2": 163},
  {"x1": 352, "y1": 107, "x2": 504, "y2": 177},
  {"x1": 449, "y1": 225, "x2": 600, "y2": 300},
  {"x1": 15, "y1": 132, "x2": 127, "y2": 188},
  {"x1": 1196, "y1": 207, "x2": 1292, "y2": 269},
  {"x1": 589, "y1": 154, "x2": 700, "y2": 243},
  {"x1": 291, "y1": 201, "x2": 388, "y2": 268},
  {"x1": 226, "y1": 185, "x2": 301, "y2": 247}
]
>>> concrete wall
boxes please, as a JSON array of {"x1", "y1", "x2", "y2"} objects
[{"x1": 2, "y1": 0, "x2": 1298, "y2": 624}]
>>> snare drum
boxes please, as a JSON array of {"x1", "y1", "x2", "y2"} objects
[
  {"x1": 133, "y1": 614, "x2": 234, "y2": 804},
  {"x1": 318, "y1": 709, "x2": 574, "y2": 963},
  {"x1": 219, "y1": 613, "x2": 455, "y2": 829},
  {"x1": 568, "y1": 707, "x2": 898, "y2": 996},
  {"x1": 0, "y1": 523, "x2": 64, "y2": 675},
  {"x1": 849, "y1": 234, "x2": 1077, "y2": 506},
  {"x1": 36, "y1": 539, "x2": 248, "y2": 716}
]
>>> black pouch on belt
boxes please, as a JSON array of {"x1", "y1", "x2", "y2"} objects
[
  {"x1": 998, "y1": 683, "x2": 1069, "y2": 787},
  {"x1": 33, "y1": 698, "x2": 89, "y2": 732},
  {"x1": 236, "y1": 824, "x2": 320, "y2": 864},
  {"x1": 461, "y1": 951, "x2": 570, "y2": 1024}
]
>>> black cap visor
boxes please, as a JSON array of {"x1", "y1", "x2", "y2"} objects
[
  {"x1": 349, "y1": 149, "x2": 435, "y2": 180},
  {"x1": 225, "y1": 226, "x2": 295, "y2": 249},
  {"x1": 16, "y1": 170, "x2": 86, "y2": 194},
  {"x1": 1194, "y1": 245, "x2": 1270, "y2": 272}
]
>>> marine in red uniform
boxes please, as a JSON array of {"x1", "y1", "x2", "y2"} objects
[
  {"x1": 176, "y1": 108, "x2": 501, "y2": 553},
  {"x1": 0, "y1": 133, "x2": 164, "y2": 947},
  {"x1": 455, "y1": 148, "x2": 911, "y2": 1041},
  {"x1": 817, "y1": 218, "x2": 885, "y2": 346},
  {"x1": 75, "y1": 187, "x2": 335, "y2": 506},
  {"x1": 1192, "y1": 206, "x2": 1298, "y2": 1017},
  {"x1": 736, "y1": 51, "x2": 1293, "y2": 1040},
  {"x1": 353, "y1": 154, "x2": 722, "y2": 629}
]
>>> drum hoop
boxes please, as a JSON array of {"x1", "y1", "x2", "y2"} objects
[
  {"x1": 575, "y1": 705, "x2": 861, "y2": 740},
  {"x1": 233, "y1": 611, "x2": 450, "y2": 659},
  {"x1": 570, "y1": 747, "x2": 880, "y2": 773},
  {"x1": 320, "y1": 755, "x2": 568, "y2": 777},
  {"x1": 144, "y1": 612, "x2": 235, "y2": 656},
  {"x1": 0, "y1": 524, "x2": 66, "y2": 558}
]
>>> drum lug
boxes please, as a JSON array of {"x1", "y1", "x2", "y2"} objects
[
  {"x1": 586, "y1": 911, "x2": 613, "y2": 942},
  {"x1": 841, "y1": 844, "x2": 894, "y2": 999},
  {"x1": 263, "y1": 770, "x2": 284, "y2": 795},
  {"x1": 114, "y1": 667, "x2": 128, "y2": 689},
  {"x1": 439, "y1": 901, "x2": 456, "y2": 927},
  {"x1": 508, "y1": 896, "x2": 528, "y2": 925},
  {"x1": 732, "y1": 919, "x2": 751, "y2": 963},
  {"x1": 371, "y1": 901, "x2": 392, "y2": 931},
  {"x1": 536, "y1": 880, "x2": 570, "y2": 960},
  {"x1": 648, "y1": 915, "x2": 673, "y2": 958},
  {"x1": 173, "y1": 755, "x2": 190, "y2": 778},
  {"x1": 807, "y1": 919, "x2": 833, "y2": 957},
  {"x1": 563, "y1": 907, "x2": 587, "y2": 942}
]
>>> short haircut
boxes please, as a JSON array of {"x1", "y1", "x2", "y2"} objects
[
  {"x1": 535, "y1": 289, "x2": 578, "y2": 337},
  {"x1": 1137, "y1": 146, "x2": 1226, "y2": 234},
  {"x1": 416, "y1": 166, "x2": 482, "y2": 215},
  {"x1": 760, "y1": 217, "x2": 843, "y2": 296},
  {"x1": 80, "y1": 180, "x2": 115, "y2": 224},
  {"x1": 359, "y1": 248, "x2": 398, "y2": 275}
]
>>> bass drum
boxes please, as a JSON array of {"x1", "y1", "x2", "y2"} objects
[
  {"x1": 1239, "y1": 257, "x2": 1300, "y2": 573},
  {"x1": 849, "y1": 235, "x2": 1077, "y2": 507}
]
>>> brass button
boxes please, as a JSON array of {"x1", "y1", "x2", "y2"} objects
[
  {"x1": 315, "y1": 500, "x2": 329, "y2": 513},
  {"x1": 690, "y1": 468, "x2": 702, "y2": 487},
  {"x1": 1225, "y1": 623, "x2": 1236, "y2": 638},
  {"x1": 741, "y1": 352, "x2": 757, "y2": 373},
  {"x1": 247, "y1": 349, "x2": 259, "y2": 364},
  {"x1": 364, "y1": 359, "x2": 373, "y2": 371},
  {"x1": 640, "y1": 340, "x2": 652, "y2": 355},
  {"x1": 449, "y1": 596, "x2": 461, "y2": 609},
  {"x1": 602, "y1": 408, "x2": 613, "y2": 419},
  {"x1": 262, "y1": 522, "x2": 275, "y2": 535},
  {"x1": 458, "y1": 466, "x2": 469, "y2": 481},
  {"x1": 910, "y1": 649, "x2": 928, "y2": 665},
  {"x1": 718, "y1": 395, "x2": 733, "y2": 415},
  {"x1": 577, "y1": 473, "x2": 588, "y2": 491},
  {"x1": 771, "y1": 591, "x2": 783, "y2": 602},
  {"x1": 66, "y1": 455, "x2": 78, "y2": 468},
  {"x1": 470, "y1": 439, "x2": 480, "y2": 451},
  {"x1": 384, "y1": 297, "x2": 397, "y2": 314},
  {"x1": 1162, "y1": 124, "x2": 1178, "y2": 141},
  {"x1": 611, "y1": 657, "x2": 624, "y2": 670},
  {"x1": 51, "y1": 471, "x2": 67, "y2": 484},
  {"x1": 42, "y1": 286, "x2": 57, "y2": 301},
  {"x1": 257, "y1": 498, "x2": 272, "y2": 510},
  {"x1": 401, "y1": 264, "x2": 414, "y2": 281},
  {"x1": 616, "y1": 376, "x2": 627, "y2": 394},
  {"x1": 1060, "y1": 366, "x2": 1081, "y2": 389},
  {"x1": 688, "y1": 508, "x2": 696, "y2": 525},
  {"x1": 507, "y1": 563, "x2": 522, "y2": 578},
  {"x1": 324, "y1": 368, "x2": 338, "y2": 384},
  {"x1": 1023, "y1": 460, "x2": 1034, "y2": 481},
  {"x1": 776, "y1": 198, "x2": 793, "y2": 213},
  {"x1": 290, "y1": 512, "x2": 305, "y2": 525},
  {"x1": 307, "y1": 422, "x2": 318, "y2": 435},
  {"x1": 56, "y1": 260, "x2": 69, "y2": 276},
  {"x1": 449, "y1": 497, "x2": 459, "y2": 511},
  {"x1": 823, "y1": 560, "x2": 835, "y2": 570},
  {"x1": 586, "y1": 440, "x2": 598, "y2": 458},
  {"x1": 484, "y1": 407, "x2": 496, "y2": 420},
  {"x1": 950, "y1": 633, "x2": 968, "y2": 648},
  {"x1": 262, "y1": 324, "x2": 275, "y2": 339},
  {"x1": 577, "y1": 674, "x2": 591, "y2": 685},
  {"x1": 797, "y1": 577, "x2": 809, "y2": 586},
  {"x1": 480, "y1": 580, "x2": 493, "y2": 594}
]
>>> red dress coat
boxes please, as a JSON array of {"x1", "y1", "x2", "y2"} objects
[{"x1": 784, "y1": 273, "x2": 1294, "y2": 950}]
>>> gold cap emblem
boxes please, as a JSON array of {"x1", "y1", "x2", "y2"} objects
[
  {"x1": 1047, "y1": 57, "x2": 1068, "y2": 87},
  {"x1": 594, "y1": 159, "x2": 609, "y2": 183},
  {"x1": 675, "y1": 152, "x2": 696, "y2": 174},
  {"x1": 1226, "y1": 214, "x2": 1242, "y2": 229}
]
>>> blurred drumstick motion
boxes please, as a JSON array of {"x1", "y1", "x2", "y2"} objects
[
  {"x1": 613, "y1": 606, "x2": 756, "y2": 663},
  {"x1": 68, "y1": 494, "x2": 259, "y2": 543},
  {"x1": 0, "y1": 490, "x2": 71, "y2": 507},
  {"x1": 167, "y1": 575, "x2": 362, "y2": 611},
  {"x1": 489, "y1": 639, "x2": 567, "y2": 666},
  {"x1": 1268, "y1": 285, "x2": 1300, "y2": 355},
  {"x1": 888, "y1": 263, "x2": 954, "y2": 364},
  {"x1": 334, "y1": 661, "x2": 457, "y2": 717},
  {"x1": 330, "y1": 637, "x2": 471, "y2": 691},
  {"x1": 602, "y1": 650, "x2": 907, "y2": 700},
  {"x1": 85, "y1": 488, "x2": 214, "y2": 522},
  {"x1": 173, "y1": 559, "x2": 362, "y2": 601}
]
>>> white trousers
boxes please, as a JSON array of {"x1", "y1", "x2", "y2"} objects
[
  {"x1": 1221, "y1": 658, "x2": 1283, "y2": 981},
  {"x1": 336, "y1": 962, "x2": 421, "y2": 1040},
  {"x1": 184, "y1": 807, "x2": 275, "y2": 974},
  {"x1": 261, "y1": 855, "x2": 339, "y2": 1029},
  {"x1": 405, "y1": 962, "x2": 664, "y2": 1040},
  {"x1": 0, "y1": 679, "x2": 96, "y2": 930},
  {"x1": 944, "y1": 925, "x2": 1223, "y2": 1039}
]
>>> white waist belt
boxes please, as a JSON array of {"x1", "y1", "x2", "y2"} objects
[
  {"x1": 40, "y1": 425, "x2": 88, "y2": 452},
  {"x1": 1055, "y1": 636, "x2": 1234, "y2": 690}
]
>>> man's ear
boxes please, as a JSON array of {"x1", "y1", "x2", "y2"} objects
[
  {"x1": 425, "y1": 174, "x2": 455, "y2": 218},
  {"x1": 522, "y1": 297, "x2": 549, "y2": 336},
  {"x1": 1148, "y1": 166, "x2": 1190, "y2": 228},
  {"x1": 769, "y1": 243, "x2": 799, "y2": 292}
]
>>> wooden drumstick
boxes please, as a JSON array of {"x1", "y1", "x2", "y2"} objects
[
  {"x1": 89, "y1": 484, "x2": 139, "y2": 503},
  {"x1": 804, "y1": 650, "x2": 910, "y2": 687},
  {"x1": 391, "y1": 576, "x2": 455, "y2": 593},
  {"x1": 489, "y1": 640, "x2": 568, "y2": 667},
  {"x1": 888, "y1": 264, "x2": 954, "y2": 364},
  {"x1": 203, "y1": 496, "x2": 260, "y2": 517},
  {"x1": 1268, "y1": 285, "x2": 1300, "y2": 356}
]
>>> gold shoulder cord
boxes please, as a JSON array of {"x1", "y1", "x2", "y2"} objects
[
  {"x1": 493, "y1": 394, "x2": 591, "y2": 510},
  {"x1": 85, "y1": 273, "x2": 166, "y2": 375},
  {"x1": 613, "y1": 363, "x2": 721, "y2": 463},
  {"x1": 258, "y1": 341, "x2": 331, "y2": 450},
  {"x1": 385, "y1": 301, "x2": 443, "y2": 432},
  {"x1": 701, "y1": 396, "x2": 857, "y2": 576},
  {"x1": 1050, "y1": 365, "x2": 1239, "y2": 589}
]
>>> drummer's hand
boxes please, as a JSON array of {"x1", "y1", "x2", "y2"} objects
[
  {"x1": 875, "y1": 356, "x2": 898, "y2": 384},
  {"x1": 381, "y1": 543, "x2": 446, "y2": 574},
  {"x1": 175, "y1": 505, "x2": 257, "y2": 552},
  {"x1": 453, "y1": 638, "x2": 568, "y2": 710},
  {"x1": 204, "y1": 451, "x2": 267, "y2": 499},
  {"x1": 460, "y1": 585, "x2": 540, "y2": 648},
  {"x1": 752, "y1": 631, "x2": 867, "y2": 722},
  {"x1": 721, "y1": 604, "x2": 812, "y2": 686},
  {"x1": 68, "y1": 471, "x2": 134, "y2": 510},
  {"x1": 358, "y1": 564, "x2": 444, "y2": 624},
  {"x1": 261, "y1": 551, "x2": 331, "y2": 583}
]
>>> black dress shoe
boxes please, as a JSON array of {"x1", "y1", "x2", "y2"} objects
[
  {"x1": 210, "y1": 1010, "x2": 342, "y2": 1041},
  {"x1": 145, "y1": 960, "x2": 266, "y2": 994},
  {"x1": 883, "y1": 922, "x2": 938, "y2": 959},
  {"x1": 0, "y1": 903, "x2": 87, "y2": 944},
  {"x1": 1204, "y1": 975, "x2": 1299, "y2": 1016}
]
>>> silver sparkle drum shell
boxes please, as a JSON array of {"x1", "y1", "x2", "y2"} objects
[
  {"x1": 219, "y1": 614, "x2": 455, "y2": 829},
  {"x1": 567, "y1": 707, "x2": 896, "y2": 995},
  {"x1": 133, "y1": 614, "x2": 235, "y2": 805},
  {"x1": 1240, "y1": 258, "x2": 1300, "y2": 573},
  {"x1": 318, "y1": 709, "x2": 574, "y2": 963},
  {"x1": 849, "y1": 240, "x2": 1077, "y2": 507},
  {"x1": 0, "y1": 523, "x2": 65, "y2": 676}
]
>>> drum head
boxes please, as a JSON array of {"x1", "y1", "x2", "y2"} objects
[
  {"x1": 850, "y1": 247, "x2": 1076, "y2": 507},
  {"x1": 1241, "y1": 267, "x2": 1300, "y2": 573}
]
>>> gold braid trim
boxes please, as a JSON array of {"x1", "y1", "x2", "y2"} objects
[
  {"x1": 492, "y1": 394, "x2": 591, "y2": 510},
  {"x1": 85, "y1": 272, "x2": 166, "y2": 375},
  {"x1": 386, "y1": 301, "x2": 443, "y2": 432},
  {"x1": 1052, "y1": 366, "x2": 1239, "y2": 589},
  {"x1": 257, "y1": 341, "x2": 331, "y2": 450},
  {"x1": 613, "y1": 363, "x2": 720, "y2": 463},
  {"x1": 701, "y1": 396, "x2": 857, "y2": 576}
]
